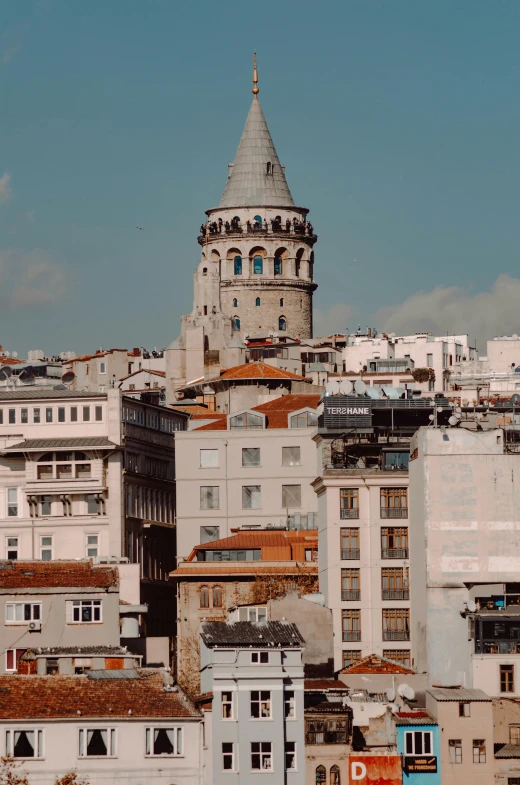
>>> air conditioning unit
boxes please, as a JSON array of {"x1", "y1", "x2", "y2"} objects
[{"x1": 28, "y1": 621, "x2": 42, "y2": 632}]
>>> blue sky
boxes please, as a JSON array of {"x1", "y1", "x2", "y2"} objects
[{"x1": 1, "y1": 0, "x2": 519, "y2": 355}]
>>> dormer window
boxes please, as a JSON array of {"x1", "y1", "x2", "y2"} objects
[
  {"x1": 266, "y1": 162, "x2": 272, "y2": 175},
  {"x1": 229, "y1": 411, "x2": 264, "y2": 430}
]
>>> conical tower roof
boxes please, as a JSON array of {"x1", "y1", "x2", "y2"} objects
[{"x1": 218, "y1": 95, "x2": 295, "y2": 209}]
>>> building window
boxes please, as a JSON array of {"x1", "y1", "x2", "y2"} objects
[
  {"x1": 40, "y1": 495, "x2": 51, "y2": 515},
  {"x1": 33, "y1": 407, "x2": 41, "y2": 423},
  {"x1": 342, "y1": 650, "x2": 362, "y2": 669},
  {"x1": 285, "y1": 741, "x2": 296, "y2": 770},
  {"x1": 21, "y1": 408, "x2": 28, "y2": 424},
  {"x1": 250, "y1": 690, "x2": 271, "y2": 719},
  {"x1": 46, "y1": 408, "x2": 53, "y2": 423},
  {"x1": 449, "y1": 739, "x2": 462, "y2": 764},
  {"x1": 330, "y1": 765, "x2": 341, "y2": 785},
  {"x1": 70, "y1": 407, "x2": 77, "y2": 422},
  {"x1": 7, "y1": 488, "x2": 18, "y2": 517},
  {"x1": 253, "y1": 256, "x2": 263, "y2": 275},
  {"x1": 251, "y1": 741, "x2": 272, "y2": 771},
  {"x1": 5, "y1": 603, "x2": 41, "y2": 623},
  {"x1": 459, "y1": 702, "x2": 471, "y2": 717},
  {"x1": 381, "y1": 567, "x2": 409, "y2": 600},
  {"x1": 71, "y1": 600, "x2": 101, "y2": 623},
  {"x1": 274, "y1": 257, "x2": 282, "y2": 275},
  {"x1": 222, "y1": 742, "x2": 234, "y2": 770},
  {"x1": 340, "y1": 528, "x2": 360, "y2": 560},
  {"x1": 5, "y1": 648, "x2": 27, "y2": 671},
  {"x1": 251, "y1": 651, "x2": 269, "y2": 664},
  {"x1": 87, "y1": 494, "x2": 100, "y2": 515},
  {"x1": 5, "y1": 729, "x2": 44, "y2": 759},
  {"x1": 501, "y1": 664, "x2": 515, "y2": 693},
  {"x1": 255, "y1": 297, "x2": 261, "y2": 306},
  {"x1": 212, "y1": 585, "x2": 222, "y2": 608},
  {"x1": 473, "y1": 739, "x2": 486, "y2": 763},
  {"x1": 280, "y1": 297, "x2": 284, "y2": 306},
  {"x1": 86, "y1": 534, "x2": 99, "y2": 558},
  {"x1": 79, "y1": 728, "x2": 116, "y2": 757},
  {"x1": 8, "y1": 409, "x2": 15, "y2": 424},
  {"x1": 234, "y1": 316, "x2": 241, "y2": 330},
  {"x1": 200, "y1": 449, "x2": 219, "y2": 468},
  {"x1": 222, "y1": 692, "x2": 233, "y2": 720},
  {"x1": 266, "y1": 162, "x2": 272, "y2": 174},
  {"x1": 341, "y1": 568, "x2": 360, "y2": 601},
  {"x1": 200, "y1": 586, "x2": 210, "y2": 608},
  {"x1": 382, "y1": 609, "x2": 410, "y2": 640},
  {"x1": 95, "y1": 406, "x2": 103, "y2": 421},
  {"x1": 200, "y1": 486, "x2": 219, "y2": 510},
  {"x1": 380, "y1": 488, "x2": 408, "y2": 518},
  {"x1": 242, "y1": 485, "x2": 261, "y2": 509},
  {"x1": 427, "y1": 353, "x2": 433, "y2": 367},
  {"x1": 233, "y1": 298, "x2": 238, "y2": 307},
  {"x1": 340, "y1": 488, "x2": 359, "y2": 518},
  {"x1": 238, "y1": 606, "x2": 267, "y2": 622},
  {"x1": 381, "y1": 527, "x2": 409, "y2": 558},
  {"x1": 316, "y1": 765, "x2": 326, "y2": 784},
  {"x1": 290, "y1": 411, "x2": 317, "y2": 428},
  {"x1": 284, "y1": 690, "x2": 295, "y2": 719},
  {"x1": 40, "y1": 535, "x2": 53, "y2": 560},
  {"x1": 279, "y1": 316, "x2": 287, "y2": 331},
  {"x1": 242, "y1": 447, "x2": 260, "y2": 467},
  {"x1": 234, "y1": 256, "x2": 242, "y2": 275},
  {"x1": 99, "y1": 362, "x2": 106, "y2": 374},
  {"x1": 282, "y1": 446, "x2": 301, "y2": 466},
  {"x1": 37, "y1": 451, "x2": 92, "y2": 481},
  {"x1": 342, "y1": 610, "x2": 361, "y2": 641},
  {"x1": 200, "y1": 526, "x2": 219, "y2": 544},
  {"x1": 405, "y1": 731, "x2": 433, "y2": 755},
  {"x1": 6, "y1": 536, "x2": 19, "y2": 560},
  {"x1": 83, "y1": 406, "x2": 90, "y2": 422},
  {"x1": 383, "y1": 650, "x2": 411, "y2": 668},
  {"x1": 282, "y1": 484, "x2": 301, "y2": 508},
  {"x1": 145, "y1": 727, "x2": 182, "y2": 756},
  {"x1": 230, "y1": 412, "x2": 264, "y2": 429},
  {"x1": 510, "y1": 726, "x2": 520, "y2": 744}
]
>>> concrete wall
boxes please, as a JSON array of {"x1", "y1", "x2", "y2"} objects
[{"x1": 267, "y1": 591, "x2": 333, "y2": 677}]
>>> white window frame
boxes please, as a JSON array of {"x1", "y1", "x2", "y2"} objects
[
  {"x1": 290, "y1": 408, "x2": 318, "y2": 429},
  {"x1": 40, "y1": 535, "x2": 53, "y2": 561},
  {"x1": 6, "y1": 535, "x2": 19, "y2": 560},
  {"x1": 200, "y1": 449, "x2": 219, "y2": 469},
  {"x1": 242, "y1": 447, "x2": 261, "y2": 467},
  {"x1": 5, "y1": 648, "x2": 27, "y2": 672},
  {"x1": 5, "y1": 729, "x2": 44, "y2": 759},
  {"x1": 242, "y1": 485, "x2": 261, "y2": 509},
  {"x1": 250, "y1": 690, "x2": 272, "y2": 720},
  {"x1": 5, "y1": 602, "x2": 42, "y2": 624},
  {"x1": 448, "y1": 739, "x2": 462, "y2": 764},
  {"x1": 200, "y1": 486, "x2": 220, "y2": 510},
  {"x1": 86, "y1": 533, "x2": 99, "y2": 558},
  {"x1": 282, "y1": 484, "x2": 302, "y2": 509},
  {"x1": 7, "y1": 488, "x2": 18, "y2": 518},
  {"x1": 222, "y1": 741, "x2": 235, "y2": 771},
  {"x1": 78, "y1": 727, "x2": 117, "y2": 758},
  {"x1": 99, "y1": 362, "x2": 106, "y2": 374},
  {"x1": 251, "y1": 651, "x2": 269, "y2": 664},
  {"x1": 71, "y1": 599, "x2": 102, "y2": 624},
  {"x1": 282, "y1": 446, "x2": 301, "y2": 466},
  {"x1": 251, "y1": 741, "x2": 272, "y2": 771},
  {"x1": 237, "y1": 606, "x2": 267, "y2": 623},
  {"x1": 284, "y1": 690, "x2": 296, "y2": 719},
  {"x1": 221, "y1": 691, "x2": 234, "y2": 720},
  {"x1": 228, "y1": 409, "x2": 266, "y2": 431},
  {"x1": 405, "y1": 730, "x2": 433, "y2": 755},
  {"x1": 144, "y1": 726, "x2": 183, "y2": 757},
  {"x1": 285, "y1": 741, "x2": 296, "y2": 770}
]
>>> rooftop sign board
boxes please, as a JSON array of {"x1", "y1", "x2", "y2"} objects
[
  {"x1": 404, "y1": 755, "x2": 437, "y2": 773},
  {"x1": 323, "y1": 396, "x2": 373, "y2": 428},
  {"x1": 349, "y1": 755, "x2": 402, "y2": 784}
]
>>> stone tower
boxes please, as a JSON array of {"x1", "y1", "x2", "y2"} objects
[
  {"x1": 200, "y1": 55, "x2": 317, "y2": 340},
  {"x1": 166, "y1": 57, "x2": 317, "y2": 399}
]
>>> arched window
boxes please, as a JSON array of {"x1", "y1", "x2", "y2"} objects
[
  {"x1": 202, "y1": 267, "x2": 207, "y2": 276},
  {"x1": 266, "y1": 162, "x2": 272, "y2": 174},
  {"x1": 330, "y1": 766, "x2": 340, "y2": 785},
  {"x1": 274, "y1": 257, "x2": 282, "y2": 275},
  {"x1": 234, "y1": 256, "x2": 242, "y2": 275},
  {"x1": 233, "y1": 216, "x2": 241, "y2": 224},
  {"x1": 316, "y1": 766, "x2": 326, "y2": 785},
  {"x1": 253, "y1": 256, "x2": 263, "y2": 275},
  {"x1": 295, "y1": 259, "x2": 300, "y2": 277},
  {"x1": 280, "y1": 298, "x2": 284, "y2": 307},
  {"x1": 233, "y1": 298, "x2": 238, "y2": 308},
  {"x1": 279, "y1": 316, "x2": 287, "y2": 332},
  {"x1": 213, "y1": 585, "x2": 222, "y2": 608},
  {"x1": 253, "y1": 215, "x2": 262, "y2": 227},
  {"x1": 234, "y1": 317, "x2": 241, "y2": 330},
  {"x1": 255, "y1": 297, "x2": 261, "y2": 307},
  {"x1": 200, "y1": 586, "x2": 210, "y2": 608}
]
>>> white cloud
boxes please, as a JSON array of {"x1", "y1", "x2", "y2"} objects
[
  {"x1": 0, "y1": 249, "x2": 69, "y2": 309},
  {"x1": 374, "y1": 274, "x2": 520, "y2": 351},
  {"x1": 314, "y1": 302, "x2": 355, "y2": 337},
  {"x1": 0, "y1": 173, "x2": 11, "y2": 204}
]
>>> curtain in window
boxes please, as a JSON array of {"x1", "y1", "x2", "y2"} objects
[
  {"x1": 87, "y1": 729, "x2": 108, "y2": 756},
  {"x1": 14, "y1": 731, "x2": 35, "y2": 758},
  {"x1": 154, "y1": 728, "x2": 174, "y2": 755}
]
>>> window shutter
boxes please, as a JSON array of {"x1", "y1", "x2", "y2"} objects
[{"x1": 65, "y1": 601, "x2": 74, "y2": 624}]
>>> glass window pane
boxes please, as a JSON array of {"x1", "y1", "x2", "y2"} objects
[{"x1": 242, "y1": 447, "x2": 260, "y2": 467}]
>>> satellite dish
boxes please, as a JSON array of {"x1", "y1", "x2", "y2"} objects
[
  {"x1": 354, "y1": 379, "x2": 366, "y2": 394},
  {"x1": 448, "y1": 415, "x2": 460, "y2": 426},
  {"x1": 467, "y1": 600, "x2": 477, "y2": 613},
  {"x1": 0, "y1": 366, "x2": 12, "y2": 380},
  {"x1": 338, "y1": 379, "x2": 353, "y2": 395},
  {"x1": 512, "y1": 394, "x2": 520, "y2": 405},
  {"x1": 62, "y1": 371, "x2": 76, "y2": 385},
  {"x1": 428, "y1": 414, "x2": 435, "y2": 421},
  {"x1": 366, "y1": 387, "x2": 382, "y2": 400},
  {"x1": 19, "y1": 372, "x2": 35, "y2": 385},
  {"x1": 11, "y1": 352, "x2": 18, "y2": 359},
  {"x1": 436, "y1": 406, "x2": 443, "y2": 413},
  {"x1": 385, "y1": 688, "x2": 396, "y2": 702},
  {"x1": 398, "y1": 683, "x2": 415, "y2": 701}
]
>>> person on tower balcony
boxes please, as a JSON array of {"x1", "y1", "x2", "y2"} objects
[
  {"x1": 225, "y1": 220, "x2": 230, "y2": 232},
  {"x1": 246, "y1": 220, "x2": 251, "y2": 231},
  {"x1": 286, "y1": 218, "x2": 291, "y2": 232},
  {"x1": 218, "y1": 217, "x2": 223, "y2": 233}
]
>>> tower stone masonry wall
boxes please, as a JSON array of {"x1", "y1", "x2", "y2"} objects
[{"x1": 220, "y1": 282, "x2": 312, "y2": 338}]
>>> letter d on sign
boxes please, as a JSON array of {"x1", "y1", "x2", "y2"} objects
[{"x1": 351, "y1": 761, "x2": 367, "y2": 780}]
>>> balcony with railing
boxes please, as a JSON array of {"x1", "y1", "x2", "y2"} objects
[
  {"x1": 305, "y1": 730, "x2": 348, "y2": 745},
  {"x1": 382, "y1": 589, "x2": 409, "y2": 601},
  {"x1": 340, "y1": 508, "x2": 359, "y2": 520},
  {"x1": 341, "y1": 549, "x2": 360, "y2": 560},
  {"x1": 381, "y1": 507, "x2": 408, "y2": 519},
  {"x1": 382, "y1": 630, "x2": 410, "y2": 641},
  {"x1": 342, "y1": 630, "x2": 361, "y2": 642},
  {"x1": 198, "y1": 219, "x2": 317, "y2": 244},
  {"x1": 381, "y1": 548, "x2": 408, "y2": 559},
  {"x1": 341, "y1": 590, "x2": 360, "y2": 601}
]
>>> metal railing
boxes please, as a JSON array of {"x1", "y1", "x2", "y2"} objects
[
  {"x1": 383, "y1": 630, "x2": 410, "y2": 641},
  {"x1": 381, "y1": 548, "x2": 408, "y2": 559},
  {"x1": 341, "y1": 549, "x2": 360, "y2": 560},
  {"x1": 382, "y1": 589, "x2": 409, "y2": 601},
  {"x1": 341, "y1": 590, "x2": 360, "y2": 601},
  {"x1": 342, "y1": 631, "x2": 361, "y2": 642},
  {"x1": 340, "y1": 508, "x2": 359, "y2": 519},
  {"x1": 381, "y1": 508, "x2": 408, "y2": 519},
  {"x1": 305, "y1": 731, "x2": 348, "y2": 745}
]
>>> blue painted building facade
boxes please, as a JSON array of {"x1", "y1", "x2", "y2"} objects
[{"x1": 396, "y1": 714, "x2": 441, "y2": 785}]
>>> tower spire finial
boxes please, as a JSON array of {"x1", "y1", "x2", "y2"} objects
[{"x1": 252, "y1": 52, "x2": 259, "y2": 95}]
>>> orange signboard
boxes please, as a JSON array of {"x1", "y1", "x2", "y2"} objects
[{"x1": 349, "y1": 755, "x2": 402, "y2": 785}]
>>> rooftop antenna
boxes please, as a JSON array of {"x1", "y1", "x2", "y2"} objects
[{"x1": 252, "y1": 53, "x2": 259, "y2": 95}]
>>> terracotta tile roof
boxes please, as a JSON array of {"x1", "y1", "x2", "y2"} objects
[
  {"x1": 0, "y1": 561, "x2": 118, "y2": 590},
  {"x1": 191, "y1": 530, "x2": 318, "y2": 552},
  {"x1": 170, "y1": 564, "x2": 317, "y2": 577},
  {"x1": 219, "y1": 362, "x2": 308, "y2": 382},
  {"x1": 0, "y1": 357, "x2": 24, "y2": 365},
  {"x1": 305, "y1": 679, "x2": 349, "y2": 691},
  {"x1": 0, "y1": 671, "x2": 200, "y2": 719},
  {"x1": 70, "y1": 349, "x2": 127, "y2": 363},
  {"x1": 121, "y1": 368, "x2": 166, "y2": 380},
  {"x1": 340, "y1": 654, "x2": 415, "y2": 675},
  {"x1": 195, "y1": 393, "x2": 321, "y2": 431},
  {"x1": 191, "y1": 412, "x2": 227, "y2": 420}
]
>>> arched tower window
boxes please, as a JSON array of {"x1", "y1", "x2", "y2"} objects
[
  {"x1": 202, "y1": 267, "x2": 207, "y2": 276},
  {"x1": 234, "y1": 256, "x2": 242, "y2": 275},
  {"x1": 266, "y1": 162, "x2": 272, "y2": 174},
  {"x1": 255, "y1": 297, "x2": 261, "y2": 307},
  {"x1": 279, "y1": 316, "x2": 287, "y2": 332},
  {"x1": 295, "y1": 248, "x2": 304, "y2": 278},
  {"x1": 213, "y1": 585, "x2": 222, "y2": 608},
  {"x1": 233, "y1": 298, "x2": 238, "y2": 308},
  {"x1": 274, "y1": 257, "x2": 282, "y2": 275},
  {"x1": 316, "y1": 766, "x2": 326, "y2": 785},
  {"x1": 280, "y1": 298, "x2": 284, "y2": 307},
  {"x1": 200, "y1": 586, "x2": 210, "y2": 608},
  {"x1": 253, "y1": 256, "x2": 263, "y2": 275},
  {"x1": 330, "y1": 766, "x2": 340, "y2": 785},
  {"x1": 234, "y1": 317, "x2": 241, "y2": 330},
  {"x1": 253, "y1": 215, "x2": 262, "y2": 228}
]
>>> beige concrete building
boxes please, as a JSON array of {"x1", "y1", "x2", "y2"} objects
[{"x1": 64, "y1": 347, "x2": 165, "y2": 393}]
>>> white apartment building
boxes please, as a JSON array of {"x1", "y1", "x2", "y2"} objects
[
  {"x1": 174, "y1": 393, "x2": 320, "y2": 560},
  {"x1": 63, "y1": 348, "x2": 165, "y2": 393},
  {"x1": 450, "y1": 334, "x2": 520, "y2": 402}
]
